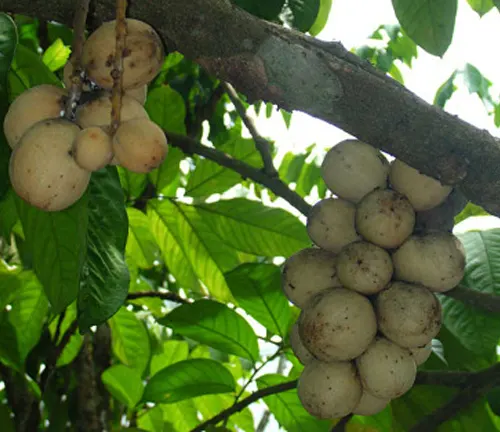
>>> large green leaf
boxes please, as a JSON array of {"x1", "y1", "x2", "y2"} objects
[
  {"x1": 287, "y1": 0, "x2": 321, "y2": 32},
  {"x1": 150, "y1": 340, "x2": 189, "y2": 376},
  {"x1": 195, "y1": 198, "x2": 310, "y2": 257},
  {"x1": 440, "y1": 229, "x2": 500, "y2": 355},
  {"x1": 467, "y1": 0, "x2": 495, "y2": 16},
  {"x1": 126, "y1": 208, "x2": 160, "y2": 269},
  {"x1": 15, "y1": 193, "x2": 88, "y2": 313},
  {"x1": 142, "y1": 359, "x2": 236, "y2": 403},
  {"x1": 117, "y1": 167, "x2": 148, "y2": 201},
  {"x1": 454, "y1": 202, "x2": 489, "y2": 225},
  {"x1": 161, "y1": 400, "x2": 200, "y2": 432},
  {"x1": 78, "y1": 168, "x2": 130, "y2": 332},
  {"x1": 102, "y1": 364, "x2": 144, "y2": 409},
  {"x1": 232, "y1": 0, "x2": 286, "y2": 20},
  {"x1": 186, "y1": 137, "x2": 262, "y2": 197},
  {"x1": 257, "y1": 374, "x2": 331, "y2": 432},
  {"x1": 158, "y1": 299, "x2": 259, "y2": 361},
  {"x1": 225, "y1": 263, "x2": 290, "y2": 338},
  {"x1": 147, "y1": 199, "x2": 233, "y2": 302},
  {"x1": 392, "y1": 0, "x2": 457, "y2": 56},
  {"x1": 109, "y1": 307, "x2": 151, "y2": 376},
  {"x1": 309, "y1": 0, "x2": 333, "y2": 36}
]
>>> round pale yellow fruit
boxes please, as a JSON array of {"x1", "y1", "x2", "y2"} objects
[
  {"x1": 352, "y1": 389, "x2": 390, "y2": 416},
  {"x1": 4, "y1": 85, "x2": 67, "y2": 148},
  {"x1": 82, "y1": 19, "x2": 164, "y2": 90},
  {"x1": 356, "y1": 189, "x2": 415, "y2": 249},
  {"x1": 124, "y1": 85, "x2": 148, "y2": 105},
  {"x1": 290, "y1": 322, "x2": 315, "y2": 365},
  {"x1": 299, "y1": 287, "x2": 377, "y2": 361},
  {"x1": 73, "y1": 127, "x2": 113, "y2": 171},
  {"x1": 321, "y1": 139, "x2": 389, "y2": 203},
  {"x1": 409, "y1": 342, "x2": 433, "y2": 366},
  {"x1": 75, "y1": 94, "x2": 148, "y2": 131},
  {"x1": 375, "y1": 282, "x2": 442, "y2": 348},
  {"x1": 298, "y1": 359, "x2": 362, "y2": 419},
  {"x1": 307, "y1": 198, "x2": 361, "y2": 253},
  {"x1": 281, "y1": 247, "x2": 341, "y2": 308},
  {"x1": 9, "y1": 119, "x2": 90, "y2": 211},
  {"x1": 113, "y1": 118, "x2": 168, "y2": 173},
  {"x1": 389, "y1": 159, "x2": 452, "y2": 211}
]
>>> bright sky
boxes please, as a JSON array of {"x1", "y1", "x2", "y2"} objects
[{"x1": 244, "y1": 2, "x2": 500, "y2": 430}]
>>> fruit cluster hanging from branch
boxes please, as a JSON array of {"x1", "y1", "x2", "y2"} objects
[
  {"x1": 3, "y1": 4, "x2": 167, "y2": 212},
  {"x1": 282, "y1": 139, "x2": 466, "y2": 419}
]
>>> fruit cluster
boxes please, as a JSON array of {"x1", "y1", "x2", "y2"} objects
[
  {"x1": 4, "y1": 19, "x2": 166, "y2": 212},
  {"x1": 282, "y1": 140, "x2": 466, "y2": 419}
]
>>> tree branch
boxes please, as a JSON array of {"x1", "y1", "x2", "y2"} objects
[
  {"x1": 127, "y1": 290, "x2": 189, "y2": 304},
  {"x1": 166, "y1": 131, "x2": 311, "y2": 216},
  {"x1": 223, "y1": 82, "x2": 278, "y2": 177},
  {"x1": 442, "y1": 285, "x2": 500, "y2": 314}
]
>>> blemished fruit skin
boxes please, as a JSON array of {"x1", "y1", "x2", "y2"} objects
[
  {"x1": 281, "y1": 247, "x2": 341, "y2": 308},
  {"x1": 307, "y1": 198, "x2": 361, "y2": 253},
  {"x1": 73, "y1": 127, "x2": 113, "y2": 171},
  {"x1": 356, "y1": 189, "x2": 415, "y2": 249},
  {"x1": 9, "y1": 119, "x2": 90, "y2": 212},
  {"x1": 113, "y1": 118, "x2": 168, "y2": 173},
  {"x1": 389, "y1": 159, "x2": 452, "y2": 211},
  {"x1": 75, "y1": 94, "x2": 148, "y2": 131},
  {"x1": 290, "y1": 322, "x2": 315, "y2": 365},
  {"x1": 392, "y1": 232, "x2": 466, "y2": 292},
  {"x1": 321, "y1": 139, "x2": 389, "y2": 203},
  {"x1": 375, "y1": 282, "x2": 442, "y2": 348},
  {"x1": 352, "y1": 389, "x2": 390, "y2": 416},
  {"x1": 4, "y1": 85, "x2": 67, "y2": 149},
  {"x1": 356, "y1": 337, "x2": 417, "y2": 399},
  {"x1": 299, "y1": 287, "x2": 377, "y2": 361},
  {"x1": 82, "y1": 19, "x2": 164, "y2": 90},
  {"x1": 297, "y1": 359, "x2": 362, "y2": 419},
  {"x1": 409, "y1": 342, "x2": 433, "y2": 366},
  {"x1": 336, "y1": 241, "x2": 393, "y2": 295}
]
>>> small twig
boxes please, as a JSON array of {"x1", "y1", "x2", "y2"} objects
[
  {"x1": 223, "y1": 82, "x2": 278, "y2": 177},
  {"x1": 110, "y1": 0, "x2": 128, "y2": 132},
  {"x1": 190, "y1": 380, "x2": 298, "y2": 432},
  {"x1": 64, "y1": 0, "x2": 90, "y2": 119},
  {"x1": 443, "y1": 285, "x2": 500, "y2": 314},
  {"x1": 166, "y1": 131, "x2": 312, "y2": 216},
  {"x1": 127, "y1": 291, "x2": 190, "y2": 304},
  {"x1": 331, "y1": 414, "x2": 353, "y2": 432}
]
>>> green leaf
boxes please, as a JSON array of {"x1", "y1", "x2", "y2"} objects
[
  {"x1": 434, "y1": 72, "x2": 457, "y2": 108},
  {"x1": 295, "y1": 162, "x2": 322, "y2": 197},
  {"x1": 0, "y1": 190, "x2": 20, "y2": 239},
  {"x1": 15, "y1": 193, "x2": 88, "y2": 314},
  {"x1": 462, "y1": 63, "x2": 493, "y2": 103},
  {"x1": 233, "y1": 0, "x2": 285, "y2": 20},
  {"x1": 49, "y1": 303, "x2": 83, "y2": 367},
  {"x1": 137, "y1": 405, "x2": 164, "y2": 432},
  {"x1": 467, "y1": 0, "x2": 494, "y2": 16},
  {"x1": 102, "y1": 364, "x2": 144, "y2": 409},
  {"x1": 8, "y1": 44, "x2": 61, "y2": 101},
  {"x1": 225, "y1": 264, "x2": 290, "y2": 338},
  {"x1": 186, "y1": 137, "x2": 262, "y2": 197},
  {"x1": 150, "y1": 340, "x2": 189, "y2": 376},
  {"x1": 149, "y1": 147, "x2": 183, "y2": 196},
  {"x1": 257, "y1": 374, "x2": 331, "y2": 432},
  {"x1": 454, "y1": 202, "x2": 489, "y2": 225},
  {"x1": 148, "y1": 199, "x2": 233, "y2": 302},
  {"x1": 195, "y1": 198, "x2": 310, "y2": 257},
  {"x1": 440, "y1": 229, "x2": 500, "y2": 355},
  {"x1": 158, "y1": 299, "x2": 259, "y2": 362},
  {"x1": 287, "y1": 0, "x2": 321, "y2": 32},
  {"x1": 142, "y1": 359, "x2": 236, "y2": 403},
  {"x1": 279, "y1": 153, "x2": 307, "y2": 184},
  {"x1": 161, "y1": 400, "x2": 200, "y2": 432},
  {"x1": 392, "y1": 0, "x2": 457, "y2": 56},
  {"x1": 309, "y1": 0, "x2": 333, "y2": 36},
  {"x1": 126, "y1": 208, "x2": 160, "y2": 269},
  {"x1": 42, "y1": 38, "x2": 71, "y2": 72},
  {"x1": 78, "y1": 168, "x2": 130, "y2": 332},
  {"x1": 117, "y1": 167, "x2": 148, "y2": 201},
  {"x1": 109, "y1": 307, "x2": 151, "y2": 376}
]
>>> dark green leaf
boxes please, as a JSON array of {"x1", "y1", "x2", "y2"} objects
[
  {"x1": 15, "y1": 193, "x2": 88, "y2": 313},
  {"x1": 434, "y1": 73, "x2": 457, "y2": 108},
  {"x1": 109, "y1": 307, "x2": 151, "y2": 376},
  {"x1": 295, "y1": 162, "x2": 322, "y2": 197},
  {"x1": 158, "y1": 299, "x2": 259, "y2": 361},
  {"x1": 0, "y1": 190, "x2": 20, "y2": 239},
  {"x1": 309, "y1": 0, "x2": 333, "y2": 36},
  {"x1": 257, "y1": 374, "x2": 331, "y2": 432},
  {"x1": 440, "y1": 229, "x2": 500, "y2": 355},
  {"x1": 126, "y1": 208, "x2": 160, "y2": 269},
  {"x1": 195, "y1": 198, "x2": 310, "y2": 257},
  {"x1": 102, "y1": 364, "x2": 144, "y2": 409},
  {"x1": 233, "y1": 0, "x2": 285, "y2": 20},
  {"x1": 117, "y1": 167, "x2": 148, "y2": 201},
  {"x1": 0, "y1": 404, "x2": 15, "y2": 432},
  {"x1": 467, "y1": 0, "x2": 494, "y2": 16},
  {"x1": 142, "y1": 359, "x2": 236, "y2": 403},
  {"x1": 226, "y1": 263, "x2": 291, "y2": 337},
  {"x1": 287, "y1": 0, "x2": 321, "y2": 32},
  {"x1": 148, "y1": 199, "x2": 233, "y2": 302},
  {"x1": 49, "y1": 303, "x2": 83, "y2": 367},
  {"x1": 78, "y1": 168, "x2": 129, "y2": 332},
  {"x1": 186, "y1": 137, "x2": 262, "y2": 197},
  {"x1": 279, "y1": 153, "x2": 307, "y2": 184},
  {"x1": 41, "y1": 38, "x2": 70, "y2": 72},
  {"x1": 392, "y1": 0, "x2": 457, "y2": 56}
]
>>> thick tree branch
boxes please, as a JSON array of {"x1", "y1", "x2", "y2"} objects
[
  {"x1": 166, "y1": 131, "x2": 312, "y2": 216},
  {"x1": 443, "y1": 285, "x2": 500, "y2": 314},
  {"x1": 223, "y1": 82, "x2": 278, "y2": 177},
  {"x1": 3, "y1": 0, "x2": 500, "y2": 215}
]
